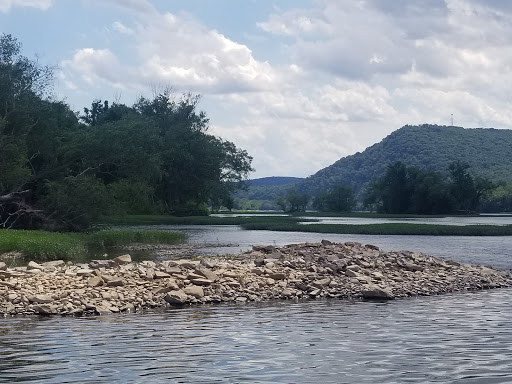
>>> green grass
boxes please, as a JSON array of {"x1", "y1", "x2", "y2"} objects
[
  {"x1": 0, "y1": 229, "x2": 186, "y2": 261},
  {"x1": 0, "y1": 230, "x2": 86, "y2": 260},
  {"x1": 240, "y1": 222, "x2": 512, "y2": 236}
]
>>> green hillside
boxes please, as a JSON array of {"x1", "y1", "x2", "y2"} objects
[
  {"x1": 239, "y1": 124, "x2": 512, "y2": 204},
  {"x1": 301, "y1": 124, "x2": 512, "y2": 197}
]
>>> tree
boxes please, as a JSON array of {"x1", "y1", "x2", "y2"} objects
[
  {"x1": 313, "y1": 185, "x2": 355, "y2": 212},
  {"x1": 0, "y1": 34, "x2": 85, "y2": 229},
  {"x1": 448, "y1": 161, "x2": 493, "y2": 213},
  {"x1": 0, "y1": 35, "x2": 254, "y2": 229},
  {"x1": 276, "y1": 190, "x2": 310, "y2": 212},
  {"x1": 364, "y1": 161, "x2": 412, "y2": 214}
]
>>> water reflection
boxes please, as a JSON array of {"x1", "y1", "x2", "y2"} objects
[{"x1": 2, "y1": 290, "x2": 512, "y2": 383}]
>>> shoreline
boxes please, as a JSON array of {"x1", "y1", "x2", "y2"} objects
[{"x1": 1, "y1": 241, "x2": 511, "y2": 317}]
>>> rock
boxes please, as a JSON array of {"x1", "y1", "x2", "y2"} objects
[
  {"x1": 0, "y1": 262, "x2": 6, "y2": 271},
  {"x1": 345, "y1": 269, "x2": 360, "y2": 278},
  {"x1": 321, "y1": 239, "x2": 333, "y2": 245},
  {"x1": 312, "y1": 278, "x2": 331, "y2": 288},
  {"x1": 27, "y1": 261, "x2": 44, "y2": 271},
  {"x1": 145, "y1": 268, "x2": 155, "y2": 280},
  {"x1": 107, "y1": 279, "x2": 124, "y2": 287},
  {"x1": 164, "y1": 290, "x2": 189, "y2": 305},
  {"x1": 267, "y1": 272, "x2": 286, "y2": 280},
  {"x1": 89, "y1": 260, "x2": 114, "y2": 269},
  {"x1": 195, "y1": 267, "x2": 218, "y2": 282},
  {"x1": 34, "y1": 305, "x2": 58, "y2": 315},
  {"x1": 365, "y1": 244, "x2": 380, "y2": 251},
  {"x1": 113, "y1": 254, "x2": 132, "y2": 265},
  {"x1": 402, "y1": 262, "x2": 424, "y2": 272},
  {"x1": 76, "y1": 269, "x2": 94, "y2": 276},
  {"x1": 153, "y1": 271, "x2": 171, "y2": 279},
  {"x1": 361, "y1": 285, "x2": 395, "y2": 300},
  {"x1": 175, "y1": 260, "x2": 200, "y2": 269},
  {"x1": 88, "y1": 276, "x2": 104, "y2": 287},
  {"x1": 164, "y1": 266, "x2": 182, "y2": 275},
  {"x1": 200, "y1": 258, "x2": 216, "y2": 269},
  {"x1": 254, "y1": 258, "x2": 265, "y2": 267},
  {"x1": 190, "y1": 278, "x2": 213, "y2": 286},
  {"x1": 29, "y1": 294, "x2": 53, "y2": 304},
  {"x1": 42, "y1": 260, "x2": 65, "y2": 269},
  {"x1": 94, "y1": 305, "x2": 112, "y2": 315},
  {"x1": 253, "y1": 245, "x2": 275, "y2": 253},
  {"x1": 184, "y1": 285, "x2": 204, "y2": 299}
]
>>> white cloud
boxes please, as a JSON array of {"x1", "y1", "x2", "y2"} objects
[
  {"x1": 111, "y1": 21, "x2": 134, "y2": 35},
  {"x1": 0, "y1": 0, "x2": 52, "y2": 12},
  {"x1": 57, "y1": 0, "x2": 512, "y2": 177}
]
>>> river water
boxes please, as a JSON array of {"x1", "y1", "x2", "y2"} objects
[{"x1": 2, "y1": 221, "x2": 512, "y2": 383}]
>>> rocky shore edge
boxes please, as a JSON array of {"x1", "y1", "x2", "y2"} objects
[{"x1": 1, "y1": 240, "x2": 510, "y2": 317}]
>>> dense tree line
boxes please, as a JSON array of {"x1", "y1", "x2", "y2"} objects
[
  {"x1": 364, "y1": 161, "x2": 494, "y2": 214},
  {"x1": 0, "y1": 35, "x2": 252, "y2": 230},
  {"x1": 312, "y1": 185, "x2": 355, "y2": 212}
]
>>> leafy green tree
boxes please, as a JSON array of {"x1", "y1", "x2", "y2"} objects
[
  {"x1": 448, "y1": 161, "x2": 494, "y2": 213},
  {"x1": 313, "y1": 185, "x2": 355, "y2": 212},
  {"x1": 0, "y1": 35, "x2": 254, "y2": 229},
  {"x1": 276, "y1": 190, "x2": 309, "y2": 212}
]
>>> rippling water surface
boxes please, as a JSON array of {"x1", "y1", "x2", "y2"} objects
[
  {"x1": 3, "y1": 222, "x2": 512, "y2": 383},
  {"x1": 2, "y1": 290, "x2": 512, "y2": 383}
]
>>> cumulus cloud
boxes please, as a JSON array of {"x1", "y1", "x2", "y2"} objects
[
  {"x1": 61, "y1": 9, "x2": 279, "y2": 96},
  {"x1": 0, "y1": 0, "x2": 52, "y2": 12},
  {"x1": 58, "y1": 0, "x2": 512, "y2": 177}
]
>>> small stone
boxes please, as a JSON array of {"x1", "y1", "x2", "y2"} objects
[
  {"x1": 345, "y1": 269, "x2": 360, "y2": 278},
  {"x1": 164, "y1": 290, "x2": 189, "y2": 305},
  {"x1": 312, "y1": 278, "x2": 331, "y2": 287},
  {"x1": 0, "y1": 262, "x2": 7, "y2": 271},
  {"x1": 184, "y1": 285, "x2": 204, "y2": 299},
  {"x1": 34, "y1": 305, "x2": 58, "y2": 315},
  {"x1": 29, "y1": 294, "x2": 53, "y2": 304},
  {"x1": 195, "y1": 267, "x2": 218, "y2": 282},
  {"x1": 113, "y1": 254, "x2": 132, "y2": 265},
  {"x1": 76, "y1": 269, "x2": 94, "y2": 276},
  {"x1": 267, "y1": 272, "x2": 286, "y2": 280},
  {"x1": 27, "y1": 261, "x2": 44, "y2": 271},
  {"x1": 88, "y1": 276, "x2": 104, "y2": 287},
  {"x1": 89, "y1": 260, "x2": 114, "y2": 269},
  {"x1": 361, "y1": 284, "x2": 395, "y2": 300},
  {"x1": 200, "y1": 258, "x2": 216, "y2": 269},
  {"x1": 107, "y1": 278, "x2": 124, "y2": 287},
  {"x1": 154, "y1": 271, "x2": 171, "y2": 279},
  {"x1": 190, "y1": 278, "x2": 213, "y2": 286}
]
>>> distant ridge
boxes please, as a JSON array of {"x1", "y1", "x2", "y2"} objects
[
  {"x1": 247, "y1": 176, "x2": 304, "y2": 187},
  {"x1": 238, "y1": 124, "x2": 512, "y2": 203}
]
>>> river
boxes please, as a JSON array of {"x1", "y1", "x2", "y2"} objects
[{"x1": 2, "y1": 221, "x2": 512, "y2": 383}]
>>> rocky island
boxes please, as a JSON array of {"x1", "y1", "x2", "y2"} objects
[{"x1": 1, "y1": 241, "x2": 510, "y2": 317}]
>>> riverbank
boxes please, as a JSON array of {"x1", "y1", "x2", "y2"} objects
[{"x1": 1, "y1": 241, "x2": 510, "y2": 317}]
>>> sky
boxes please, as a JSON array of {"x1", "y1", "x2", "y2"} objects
[{"x1": 1, "y1": 0, "x2": 512, "y2": 178}]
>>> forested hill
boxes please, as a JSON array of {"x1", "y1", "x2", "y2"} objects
[
  {"x1": 238, "y1": 124, "x2": 512, "y2": 203},
  {"x1": 300, "y1": 124, "x2": 512, "y2": 196}
]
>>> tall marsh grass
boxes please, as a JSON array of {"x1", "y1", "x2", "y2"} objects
[{"x1": 0, "y1": 229, "x2": 186, "y2": 261}]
